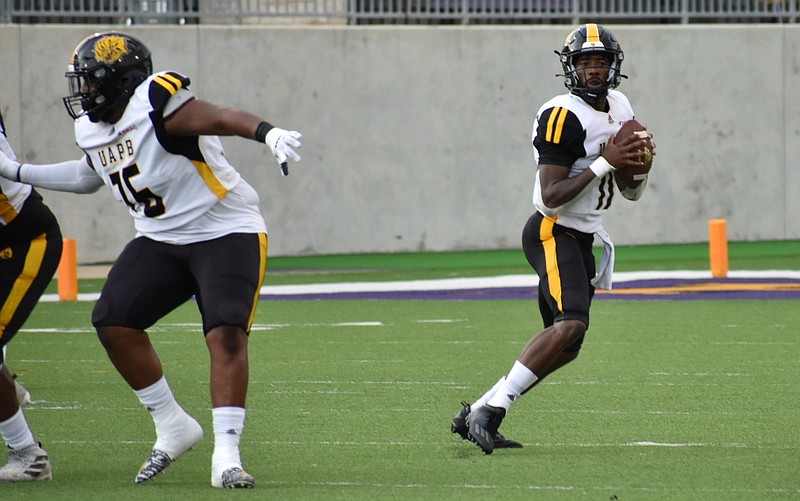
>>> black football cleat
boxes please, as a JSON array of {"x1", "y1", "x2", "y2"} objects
[
  {"x1": 494, "y1": 431, "x2": 523, "y2": 450},
  {"x1": 454, "y1": 402, "x2": 522, "y2": 450},
  {"x1": 451, "y1": 401, "x2": 471, "y2": 441},
  {"x1": 467, "y1": 404, "x2": 507, "y2": 455}
]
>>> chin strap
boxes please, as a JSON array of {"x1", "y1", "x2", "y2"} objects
[{"x1": 573, "y1": 88, "x2": 607, "y2": 106}]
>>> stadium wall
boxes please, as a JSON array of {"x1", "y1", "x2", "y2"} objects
[{"x1": 0, "y1": 25, "x2": 796, "y2": 263}]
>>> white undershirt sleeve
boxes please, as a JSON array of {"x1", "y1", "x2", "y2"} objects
[{"x1": 18, "y1": 156, "x2": 105, "y2": 194}]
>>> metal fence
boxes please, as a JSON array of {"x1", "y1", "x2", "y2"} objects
[{"x1": 0, "y1": 0, "x2": 796, "y2": 24}]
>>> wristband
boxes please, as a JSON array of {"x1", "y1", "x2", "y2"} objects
[
  {"x1": 254, "y1": 121, "x2": 274, "y2": 143},
  {"x1": 588, "y1": 156, "x2": 615, "y2": 178},
  {"x1": 16, "y1": 163, "x2": 23, "y2": 183}
]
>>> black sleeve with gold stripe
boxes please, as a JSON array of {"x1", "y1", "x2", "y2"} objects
[
  {"x1": 148, "y1": 72, "x2": 191, "y2": 112},
  {"x1": 533, "y1": 106, "x2": 586, "y2": 168},
  {"x1": 147, "y1": 72, "x2": 205, "y2": 162}
]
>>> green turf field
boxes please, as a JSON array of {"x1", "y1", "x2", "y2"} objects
[{"x1": 4, "y1": 243, "x2": 800, "y2": 499}]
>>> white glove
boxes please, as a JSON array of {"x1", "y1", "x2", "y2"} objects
[
  {"x1": 0, "y1": 149, "x2": 21, "y2": 181},
  {"x1": 265, "y1": 127, "x2": 302, "y2": 176}
]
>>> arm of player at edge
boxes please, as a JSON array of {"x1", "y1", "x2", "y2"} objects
[{"x1": 163, "y1": 96, "x2": 302, "y2": 176}]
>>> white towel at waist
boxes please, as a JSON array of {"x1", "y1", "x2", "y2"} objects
[{"x1": 591, "y1": 227, "x2": 615, "y2": 290}]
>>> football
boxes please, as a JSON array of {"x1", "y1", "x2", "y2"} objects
[{"x1": 613, "y1": 119, "x2": 653, "y2": 188}]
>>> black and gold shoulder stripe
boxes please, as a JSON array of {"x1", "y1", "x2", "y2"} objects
[
  {"x1": 534, "y1": 106, "x2": 586, "y2": 167},
  {"x1": 148, "y1": 72, "x2": 191, "y2": 111},
  {"x1": 544, "y1": 106, "x2": 570, "y2": 144},
  {"x1": 536, "y1": 106, "x2": 585, "y2": 148}
]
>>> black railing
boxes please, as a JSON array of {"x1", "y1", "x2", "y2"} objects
[{"x1": 0, "y1": 0, "x2": 796, "y2": 24}]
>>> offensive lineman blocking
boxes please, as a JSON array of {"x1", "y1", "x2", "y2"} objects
[{"x1": 0, "y1": 32, "x2": 302, "y2": 487}]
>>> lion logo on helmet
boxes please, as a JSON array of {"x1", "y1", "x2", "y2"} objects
[{"x1": 94, "y1": 35, "x2": 128, "y2": 64}]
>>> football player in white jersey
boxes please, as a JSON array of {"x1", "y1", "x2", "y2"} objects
[
  {"x1": 0, "y1": 110, "x2": 62, "y2": 482},
  {"x1": 0, "y1": 32, "x2": 303, "y2": 488},
  {"x1": 452, "y1": 24, "x2": 655, "y2": 454}
]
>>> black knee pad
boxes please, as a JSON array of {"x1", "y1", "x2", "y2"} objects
[
  {"x1": 205, "y1": 299, "x2": 251, "y2": 333},
  {"x1": 91, "y1": 298, "x2": 111, "y2": 327}
]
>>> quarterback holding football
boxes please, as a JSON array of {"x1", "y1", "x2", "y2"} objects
[{"x1": 453, "y1": 24, "x2": 655, "y2": 455}]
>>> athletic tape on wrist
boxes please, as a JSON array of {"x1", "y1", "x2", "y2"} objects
[{"x1": 589, "y1": 156, "x2": 615, "y2": 178}]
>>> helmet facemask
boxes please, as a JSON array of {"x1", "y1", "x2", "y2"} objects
[{"x1": 64, "y1": 65, "x2": 116, "y2": 122}]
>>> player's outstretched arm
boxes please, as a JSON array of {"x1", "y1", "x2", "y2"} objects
[
  {"x1": 0, "y1": 150, "x2": 103, "y2": 194},
  {"x1": 164, "y1": 98, "x2": 301, "y2": 175}
]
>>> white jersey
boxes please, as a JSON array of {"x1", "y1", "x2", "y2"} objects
[
  {"x1": 74, "y1": 71, "x2": 267, "y2": 244},
  {"x1": 0, "y1": 115, "x2": 32, "y2": 227},
  {"x1": 531, "y1": 90, "x2": 635, "y2": 234}
]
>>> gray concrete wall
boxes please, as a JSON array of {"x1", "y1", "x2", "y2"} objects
[{"x1": 0, "y1": 25, "x2": 796, "y2": 263}]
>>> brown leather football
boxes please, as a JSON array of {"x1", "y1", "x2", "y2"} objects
[{"x1": 613, "y1": 119, "x2": 653, "y2": 188}]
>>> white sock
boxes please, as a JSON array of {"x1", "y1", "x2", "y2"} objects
[
  {"x1": 471, "y1": 377, "x2": 506, "y2": 411},
  {"x1": 212, "y1": 406, "x2": 245, "y2": 471},
  {"x1": 134, "y1": 376, "x2": 185, "y2": 435},
  {"x1": 0, "y1": 408, "x2": 36, "y2": 450},
  {"x1": 487, "y1": 361, "x2": 538, "y2": 411}
]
